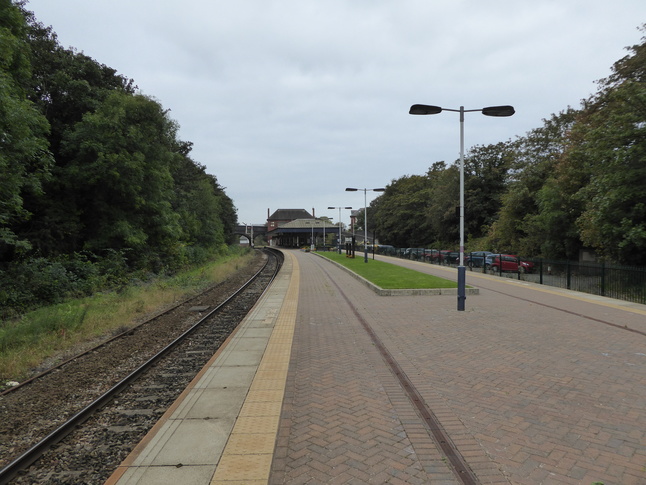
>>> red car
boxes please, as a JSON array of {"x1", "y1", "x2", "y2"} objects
[{"x1": 487, "y1": 254, "x2": 534, "y2": 273}]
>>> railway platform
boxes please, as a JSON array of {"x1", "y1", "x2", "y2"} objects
[{"x1": 106, "y1": 248, "x2": 646, "y2": 485}]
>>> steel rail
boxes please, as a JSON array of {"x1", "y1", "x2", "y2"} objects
[{"x1": 0, "y1": 248, "x2": 281, "y2": 485}]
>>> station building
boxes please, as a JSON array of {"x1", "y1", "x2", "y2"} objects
[{"x1": 265, "y1": 208, "x2": 361, "y2": 249}]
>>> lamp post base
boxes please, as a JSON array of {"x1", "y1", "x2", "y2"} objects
[{"x1": 457, "y1": 266, "x2": 466, "y2": 311}]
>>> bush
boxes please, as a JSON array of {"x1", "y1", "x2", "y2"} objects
[{"x1": 0, "y1": 251, "x2": 130, "y2": 319}]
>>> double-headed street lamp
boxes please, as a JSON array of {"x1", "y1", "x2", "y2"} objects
[
  {"x1": 409, "y1": 104, "x2": 514, "y2": 311},
  {"x1": 345, "y1": 187, "x2": 386, "y2": 262},
  {"x1": 328, "y1": 206, "x2": 352, "y2": 254}
]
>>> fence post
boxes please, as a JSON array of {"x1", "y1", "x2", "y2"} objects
[
  {"x1": 539, "y1": 259, "x2": 543, "y2": 285},
  {"x1": 601, "y1": 261, "x2": 606, "y2": 297},
  {"x1": 567, "y1": 260, "x2": 571, "y2": 290}
]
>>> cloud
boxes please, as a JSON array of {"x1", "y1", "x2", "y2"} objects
[{"x1": 25, "y1": 0, "x2": 646, "y2": 225}]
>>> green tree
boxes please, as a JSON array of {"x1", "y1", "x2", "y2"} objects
[
  {"x1": 170, "y1": 152, "x2": 232, "y2": 255},
  {"x1": 488, "y1": 109, "x2": 579, "y2": 256},
  {"x1": 21, "y1": 10, "x2": 134, "y2": 154},
  {"x1": 574, "y1": 28, "x2": 646, "y2": 264},
  {"x1": 10, "y1": 8, "x2": 135, "y2": 255},
  {"x1": 427, "y1": 163, "x2": 460, "y2": 247},
  {"x1": 0, "y1": 0, "x2": 52, "y2": 259},
  {"x1": 373, "y1": 174, "x2": 432, "y2": 247},
  {"x1": 463, "y1": 141, "x2": 513, "y2": 240},
  {"x1": 212, "y1": 178, "x2": 238, "y2": 245},
  {"x1": 60, "y1": 92, "x2": 183, "y2": 269}
]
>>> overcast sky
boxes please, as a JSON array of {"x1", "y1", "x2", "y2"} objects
[{"x1": 25, "y1": 0, "x2": 645, "y2": 227}]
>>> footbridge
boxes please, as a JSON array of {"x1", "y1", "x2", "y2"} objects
[{"x1": 234, "y1": 224, "x2": 268, "y2": 246}]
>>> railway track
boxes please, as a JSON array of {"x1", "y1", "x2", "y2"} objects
[{"x1": 0, "y1": 248, "x2": 283, "y2": 484}]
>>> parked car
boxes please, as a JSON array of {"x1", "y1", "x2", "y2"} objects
[
  {"x1": 376, "y1": 245, "x2": 396, "y2": 256},
  {"x1": 465, "y1": 251, "x2": 494, "y2": 268},
  {"x1": 403, "y1": 248, "x2": 426, "y2": 260},
  {"x1": 486, "y1": 254, "x2": 535, "y2": 273},
  {"x1": 438, "y1": 250, "x2": 459, "y2": 264},
  {"x1": 422, "y1": 249, "x2": 440, "y2": 262}
]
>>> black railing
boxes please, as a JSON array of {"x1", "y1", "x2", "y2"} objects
[
  {"x1": 380, "y1": 247, "x2": 646, "y2": 305},
  {"x1": 529, "y1": 259, "x2": 646, "y2": 304}
]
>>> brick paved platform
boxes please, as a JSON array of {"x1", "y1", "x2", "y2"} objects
[{"x1": 270, "y1": 250, "x2": 646, "y2": 484}]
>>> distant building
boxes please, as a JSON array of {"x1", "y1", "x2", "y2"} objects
[
  {"x1": 267, "y1": 209, "x2": 313, "y2": 231},
  {"x1": 266, "y1": 209, "x2": 314, "y2": 246}
]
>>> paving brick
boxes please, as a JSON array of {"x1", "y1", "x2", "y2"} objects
[{"x1": 269, "y1": 251, "x2": 646, "y2": 484}]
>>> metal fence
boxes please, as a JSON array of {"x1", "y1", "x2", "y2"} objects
[{"x1": 374, "y1": 247, "x2": 646, "y2": 305}]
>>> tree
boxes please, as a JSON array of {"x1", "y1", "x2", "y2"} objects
[
  {"x1": 60, "y1": 92, "x2": 183, "y2": 269},
  {"x1": 463, "y1": 141, "x2": 513, "y2": 240},
  {"x1": 372, "y1": 174, "x2": 432, "y2": 247},
  {"x1": 170, "y1": 153, "x2": 231, "y2": 253},
  {"x1": 488, "y1": 109, "x2": 579, "y2": 256},
  {"x1": 21, "y1": 10, "x2": 134, "y2": 154},
  {"x1": 0, "y1": 0, "x2": 53, "y2": 260},
  {"x1": 11, "y1": 9, "x2": 136, "y2": 256},
  {"x1": 427, "y1": 163, "x2": 459, "y2": 247},
  {"x1": 574, "y1": 27, "x2": 646, "y2": 264}
]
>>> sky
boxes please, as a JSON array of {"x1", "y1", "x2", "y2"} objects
[{"x1": 24, "y1": 0, "x2": 645, "y2": 227}]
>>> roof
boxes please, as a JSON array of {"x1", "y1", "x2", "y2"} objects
[
  {"x1": 280, "y1": 218, "x2": 338, "y2": 229},
  {"x1": 267, "y1": 218, "x2": 342, "y2": 234},
  {"x1": 268, "y1": 209, "x2": 313, "y2": 221}
]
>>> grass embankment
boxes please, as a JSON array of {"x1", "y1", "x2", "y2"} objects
[
  {"x1": 316, "y1": 251, "x2": 457, "y2": 289},
  {"x1": 0, "y1": 249, "x2": 257, "y2": 383}
]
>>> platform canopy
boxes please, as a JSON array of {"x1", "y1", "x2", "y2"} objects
[{"x1": 269, "y1": 218, "x2": 338, "y2": 233}]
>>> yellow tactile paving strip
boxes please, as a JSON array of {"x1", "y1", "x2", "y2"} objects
[{"x1": 210, "y1": 251, "x2": 299, "y2": 485}]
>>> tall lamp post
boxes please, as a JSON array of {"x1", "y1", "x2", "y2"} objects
[
  {"x1": 305, "y1": 221, "x2": 315, "y2": 251},
  {"x1": 328, "y1": 206, "x2": 352, "y2": 254},
  {"x1": 409, "y1": 104, "x2": 515, "y2": 311},
  {"x1": 345, "y1": 187, "x2": 386, "y2": 262}
]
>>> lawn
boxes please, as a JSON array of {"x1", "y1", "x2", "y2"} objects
[{"x1": 316, "y1": 251, "x2": 457, "y2": 289}]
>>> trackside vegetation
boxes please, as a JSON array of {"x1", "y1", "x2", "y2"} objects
[
  {"x1": 316, "y1": 251, "x2": 457, "y2": 289},
  {"x1": 0, "y1": 248, "x2": 255, "y2": 383}
]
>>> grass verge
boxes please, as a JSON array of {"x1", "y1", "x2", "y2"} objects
[
  {"x1": 0, "y1": 248, "x2": 256, "y2": 383},
  {"x1": 316, "y1": 251, "x2": 457, "y2": 289}
]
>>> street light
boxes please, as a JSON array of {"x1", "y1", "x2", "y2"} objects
[
  {"x1": 305, "y1": 221, "x2": 315, "y2": 251},
  {"x1": 409, "y1": 104, "x2": 515, "y2": 311},
  {"x1": 328, "y1": 206, "x2": 352, "y2": 254},
  {"x1": 345, "y1": 187, "x2": 386, "y2": 262}
]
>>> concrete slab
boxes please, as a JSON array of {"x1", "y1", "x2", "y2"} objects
[
  {"x1": 218, "y1": 348, "x2": 265, "y2": 366},
  {"x1": 132, "y1": 418, "x2": 233, "y2": 466},
  {"x1": 193, "y1": 365, "x2": 257, "y2": 389},
  {"x1": 115, "y1": 465, "x2": 216, "y2": 485},
  {"x1": 173, "y1": 387, "x2": 248, "y2": 420},
  {"x1": 233, "y1": 336, "x2": 270, "y2": 351}
]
